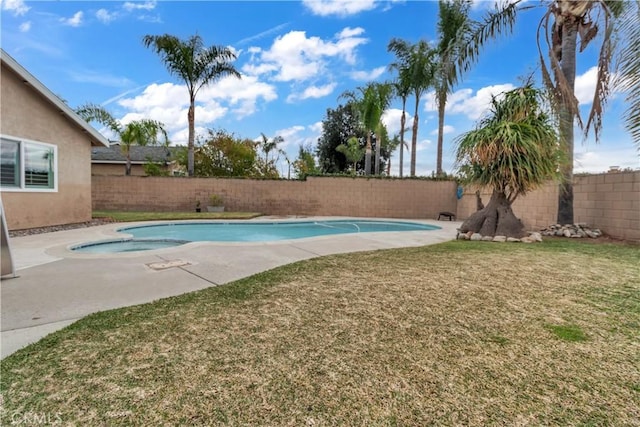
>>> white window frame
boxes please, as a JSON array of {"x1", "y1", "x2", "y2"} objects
[{"x1": 0, "y1": 134, "x2": 58, "y2": 192}]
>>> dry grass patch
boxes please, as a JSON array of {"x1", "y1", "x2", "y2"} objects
[{"x1": 1, "y1": 241, "x2": 639, "y2": 425}]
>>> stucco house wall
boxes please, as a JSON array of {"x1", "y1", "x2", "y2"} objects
[{"x1": 0, "y1": 50, "x2": 108, "y2": 230}]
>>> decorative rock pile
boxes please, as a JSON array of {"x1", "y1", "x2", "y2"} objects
[
  {"x1": 456, "y1": 223, "x2": 604, "y2": 243},
  {"x1": 540, "y1": 223, "x2": 603, "y2": 239},
  {"x1": 456, "y1": 231, "x2": 543, "y2": 243}
]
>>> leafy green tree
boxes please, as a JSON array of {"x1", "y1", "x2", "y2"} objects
[
  {"x1": 434, "y1": 0, "x2": 472, "y2": 176},
  {"x1": 189, "y1": 129, "x2": 257, "y2": 177},
  {"x1": 316, "y1": 104, "x2": 367, "y2": 174},
  {"x1": 76, "y1": 103, "x2": 169, "y2": 176},
  {"x1": 142, "y1": 33, "x2": 241, "y2": 177},
  {"x1": 460, "y1": 0, "x2": 638, "y2": 224},
  {"x1": 336, "y1": 137, "x2": 365, "y2": 174},
  {"x1": 455, "y1": 85, "x2": 562, "y2": 238},
  {"x1": 293, "y1": 143, "x2": 319, "y2": 179},
  {"x1": 143, "y1": 158, "x2": 171, "y2": 177},
  {"x1": 387, "y1": 39, "x2": 437, "y2": 176}
]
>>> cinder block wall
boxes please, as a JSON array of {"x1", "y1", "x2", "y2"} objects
[
  {"x1": 92, "y1": 176, "x2": 459, "y2": 220},
  {"x1": 456, "y1": 171, "x2": 639, "y2": 241},
  {"x1": 573, "y1": 172, "x2": 639, "y2": 242}
]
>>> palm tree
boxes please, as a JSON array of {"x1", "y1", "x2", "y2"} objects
[
  {"x1": 142, "y1": 33, "x2": 241, "y2": 177},
  {"x1": 455, "y1": 85, "x2": 562, "y2": 238},
  {"x1": 434, "y1": 0, "x2": 472, "y2": 176},
  {"x1": 616, "y1": 2, "x2": 640, "y2": 142},
  {"x1": 388, "y1": 39, "x2": 437, "y2": 177},
  {"x1": 336, "y1": 136, "x2": 365, "y2": 174},
  {"x1": 460, "y1": 0, "x2": 636, "y2": 225},
  {"x1": 340, "y1": 82, "x2": 393, "y2": 175},
  {"x1": 76, "y1": 104, "x2": 169, "y2": 176},
  {"x1": 257, "y1": 133, "x2": 284, "y2": 177},
  {"x1": 387, "y1": 41, "x2": 413, "y2": 178}
]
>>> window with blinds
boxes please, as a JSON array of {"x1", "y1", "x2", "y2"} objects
[{"x1": 0, "y1": 136, "x2": 57, "y2": 191}]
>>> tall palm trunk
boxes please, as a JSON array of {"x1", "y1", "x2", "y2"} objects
[
  {"x1": 410, "y1": 95, "x2": 420, "y2": 177},
  {"x1": 374, "y1": 132, "x2": 381, "y2": 175},
  {"x1": 436, "y1": 90, "x2": 447, "y2": 176},
  {"x1": 399, "y1": 98, "x2": 406, "y2": 178},
  {"x1": 125, "y1": 150, "x2": 132, "y2": 176},
  {"x1": 557, "y1": 20, "x2": 578, "y2": 225},
  {"x1": 364, "y1": 134, "x2": 372, "y2": 175},
  {"x1": 187, "y1": 97, "x2": 196, "y2": 177}
]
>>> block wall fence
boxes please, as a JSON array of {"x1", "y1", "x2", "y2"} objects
[
  {"x1": 457, "y1": 171, "x2": 639, "y2": 242},
  {"x1": 92, "y1": 171, "x2": 639, "y2": 242},
  {"x1": 92, "y1": 176, "x2": 459, "y2": 221}
]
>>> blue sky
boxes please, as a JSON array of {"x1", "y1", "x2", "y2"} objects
[{"x1": 2, "y1": 0, "x2": 638, "y2": 176}]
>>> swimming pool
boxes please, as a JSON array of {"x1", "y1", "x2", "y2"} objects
[{"x1": 72, "y1": 220, "x2": 441, "y2": 253}]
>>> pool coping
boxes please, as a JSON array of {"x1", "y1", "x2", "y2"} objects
[{"x1": 1, "y1": 216, "x2": 461, "y2": 359}]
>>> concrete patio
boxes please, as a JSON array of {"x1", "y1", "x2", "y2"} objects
[{"x1": 1, "y1": 217, "x2": 460, "y2": 358}]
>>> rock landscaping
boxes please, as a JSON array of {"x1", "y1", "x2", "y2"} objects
[
  {"x1": 456, "y1": 230, "x2": 543, "y2": 243},
  {"x1": 539, "y1": 223, "x2": 603, "y2": 239},
  {"x1": 456, "y1": 223, "x2": 604, "y2": 243}
]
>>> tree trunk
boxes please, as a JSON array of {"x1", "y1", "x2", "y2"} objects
[
  {"x1": 399, "y1": 101, "x2": 406, "y2": 178},
  {"x1": 187, "y1": 97, "x2": 196, "y2": 177},
  {"x1": 436, "y1": 90, "x2": 446, "y2": 176},
  {"x1": 364, "y1": 133, "x2": 372, "y2": 175},
  {"x1": 411, "y1": 96, "x2": 419, "y2": 177},
  {"x1": 459, "y1": 190, "x2": 525, "y2": 238},
  {"x1": 557, "y1": 14, "x2": 578, "y2": 225},
  {"x1": 374, "y1": 131, "x2": 381, "y2": 175},
  {"x1": 125, "y1": 148, "x2": 131, "y2": 176}
]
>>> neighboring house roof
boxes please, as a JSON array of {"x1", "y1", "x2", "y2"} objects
[
  {"x1": 0, "y1": 49, "x2": 109, "y2": 148},
  {"x1": 92, "y1": 145, "x2": 179, "y2": 165}
]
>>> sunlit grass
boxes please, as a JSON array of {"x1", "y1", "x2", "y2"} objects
[{"x1": 2, "y1": 240, "x2": 639, "y2": 425}]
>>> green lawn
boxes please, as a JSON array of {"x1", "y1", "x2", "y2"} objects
[
  {"x1": 93, "y1": 210, "x2": 263, "y2": 222},
  {"x1": 2, "y1": 240, "x2": 639, "y2": 425}
]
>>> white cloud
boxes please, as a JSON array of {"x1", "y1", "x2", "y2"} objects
[
  {"x1": 201, "y1": 74, "x2": 278, "y2": 118},
  {"x1": 574, "y1": 147, "x2": 640, "y2": 174},
  {"x1": 309, "y1": 121, "x2": 324, "y2": 134},
  {"x1": 287, "y1": 82, "x2": 337, "y2": 102},
  {"x1": 275, "y1": 125, "x2": 306, "y2": 148},
  {"x1": 350, "y1": 66, "x2": 386, "y2": 81},
  {"x1": 96, "y1": 8, "x2": 117, "y2": 24},
  {"x1": 424, "y1": 83, "x2": 516, "y2": 120},
  {"x1": 18, "y1": 21, "x2": 30, "y2": 32},
  {"x1": 337, "y1": 27, "x2": 365, "y2": 39},
  {"x1": 430, "y1": 124, "x2": 455, "y2": 135},
  {"x1": 1, "y1": 0, "x2": 29, "y2": 16},
  {"x1": 116, "y1": 75, "x2": 277, "y2": 144},
  {"x1": 244, "y1": 28, "x2": 368, "y2": 82},
  {"x1": 123, "y1": 1, "x2": 156, "y2": 11},
  {"x1": 575, "y1": 66, "x2": 597, "y2": 106},
  {"x1": 416, "y1": 138, "x2": 432, "y2": 152},
  {"x1": 302, "y1": 0, "x2": 377, "y2": 16},
  {"x1": 381, "y1": 108, "x2": 414, "y2": 137},
  {"x1": 60, "y1": 11, "x2": 83, "y2": 27}
]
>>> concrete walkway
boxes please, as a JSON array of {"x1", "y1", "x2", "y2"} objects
[{"x1": 1, "y1": 217, "x2": 460, "y2": 358}]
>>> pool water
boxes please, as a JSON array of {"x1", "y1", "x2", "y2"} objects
[{"x1": 72, "y1": 220, "x2": 440, "y2": 253}]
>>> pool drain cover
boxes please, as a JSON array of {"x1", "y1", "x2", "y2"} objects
[{"x1": 146, "y1": 259, "x2": 191, "y2": 271}]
